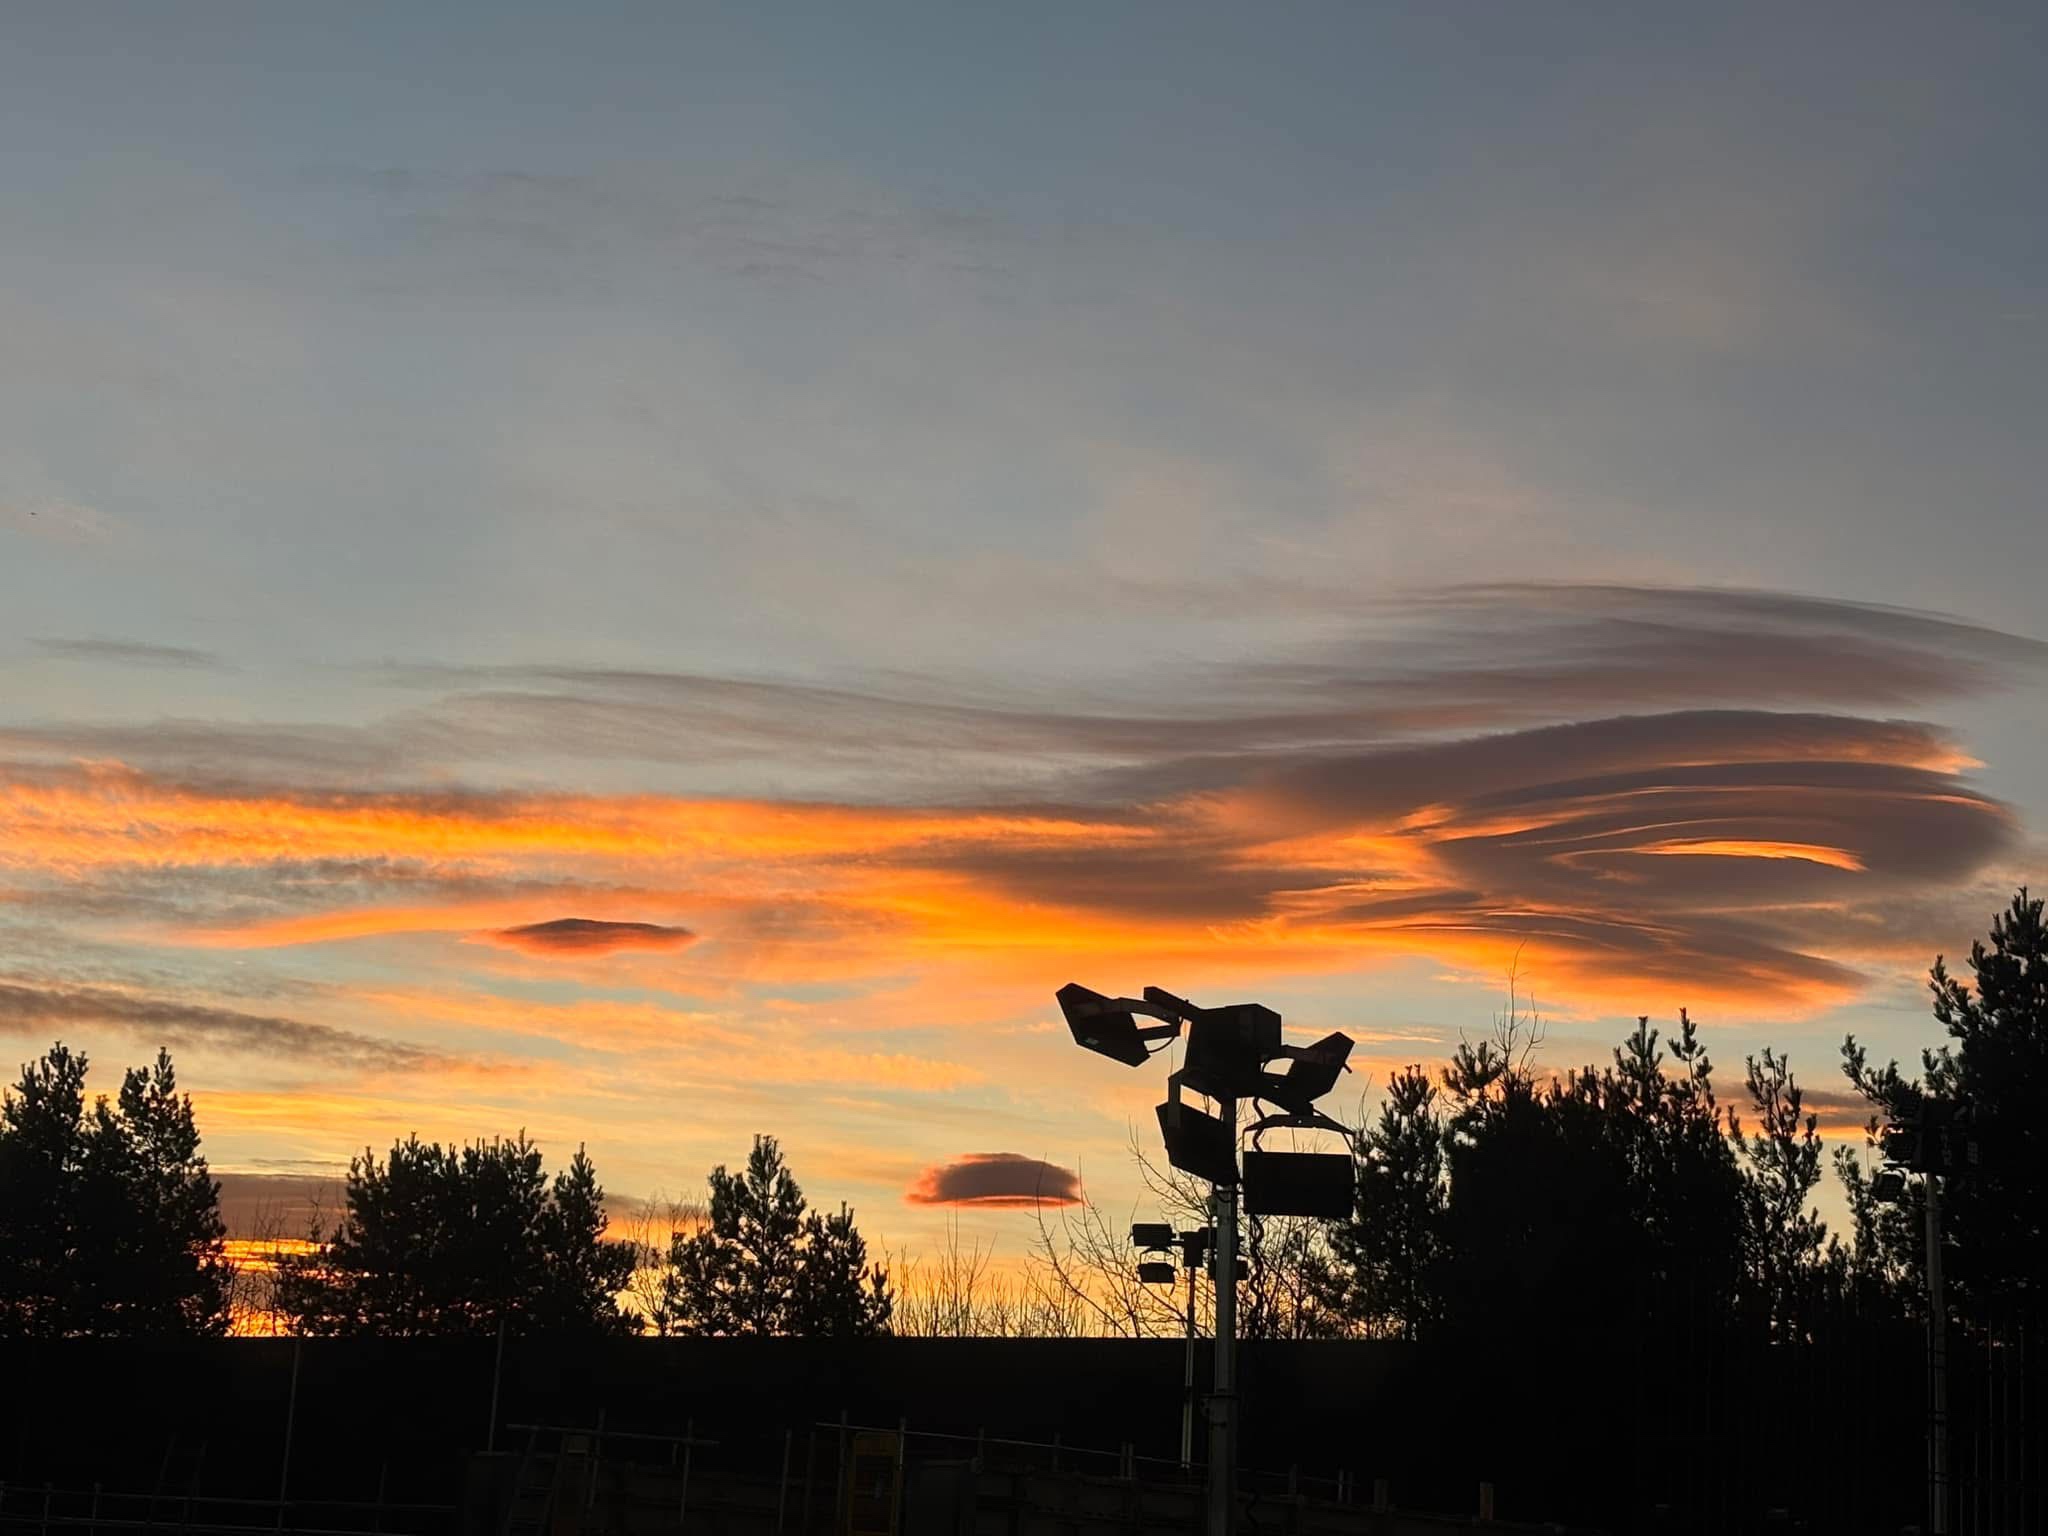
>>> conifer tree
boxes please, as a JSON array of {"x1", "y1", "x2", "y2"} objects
[
  {"x1": 274, "y1": 1134, "x2": 636, "y2": 1335},
  {"x1": 0, "y1": 1043, "x2": 230, "y2": 1336},
  {"x1": 659, "y1": 1135, "x2": 891, "y2": 1336}
]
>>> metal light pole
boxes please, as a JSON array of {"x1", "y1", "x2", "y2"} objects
[
  {"x1": 1181, "y1": 1255, "x2": 1198, "y2": 1472},
  {"x1": 1207, "y1": 1098, "x2": 1238, "y2": 1536},
  {"x1": 1059, "y1": 982, "x2": 1352, "y2": 1536},
  {"x1": 1926, "y1": 1170, "x2": 1948, "y2": 1536}
]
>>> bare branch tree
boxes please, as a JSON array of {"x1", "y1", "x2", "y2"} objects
[
  {"x1": 1023, "y1": 1175, "x2": 1189, "y2": 1338},
  {"x1": 893, "y1": 1217, "x2": 1054, "y2": 1337},
  {"x1": 614, "y1": 1189, "x2": 706, "y2": 1334}
]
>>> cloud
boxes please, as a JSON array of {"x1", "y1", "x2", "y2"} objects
[
  {"x1": 906, "y1": 1153, "x2": 1083, "y2": 1207},
  {"x1": 0, "y1": 583, "x2": 2036, "y2": 1017},
  {"x1": 0, "y1": 714, "x2": 2016, "y2": 1011},
  {"x1": 1, "y1": 500, "x2": 125, "y2": 547},
  {"x1": 3, "y1": 582, "x2": 2038, "y2": 801},
  {"x1": 33, "y1": 637, "x2": 227, "y2": 670},
  {"x1": 0, "y1": 980, "x2": 449, "y2": 1072},
  {"x1": 490, "y1": 917, "x2": 697, "y2": 955}
]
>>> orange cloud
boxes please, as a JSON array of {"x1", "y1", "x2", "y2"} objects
[
  {"x1": 0, "y1": 703, "x2": 2016, "y2": 1020},
  {"x1": 6, "y1": 583, "x2": 2037, "y2": 1248},
  {"x1": 0, "y1": 764, "x2": 1143, "y2": 873}
]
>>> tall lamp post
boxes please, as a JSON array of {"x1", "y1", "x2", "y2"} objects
[
  {"x1": 1133, "y1": 1223, "x2": 1213, "y2": 1472},
  {"x1": 1873, "y1": 1106, "x2": 1977, "y2": 1536},
  {"x1": 1058, "y1": 983, "x2": 1356, "y2": 1536}
]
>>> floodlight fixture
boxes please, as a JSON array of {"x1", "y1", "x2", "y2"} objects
[
  {"x1": 1257, "y1": 1030, "x2": 1356, "y2": 1115},
  {"x1": 1179, "y1": 1227, "x2": 1213, "y2": 1269},
  {"x1": 1130, "y1": 1222, "x2": 1176, "y2": 1252},
  {"x1": 1239, "y1": 1108, "x2": 1354, "y2": 1218},
  {"x1": 1241, "y1": 1149, "x2": 1354, "y2": 1218},
  {"x1": 1179, "y1": 1001, "x2": 1284, "y2": 1101},
  {"x1": 1137, "y1": 1260, "x2": 1178, "y2": 1285},
  {"x1": 1157, "y1": 1096, "x2": 1238, "y2": 1185},
  {"x1": 1881, "y1": 1124, "x2": 1922, "y2": 1171},
  {"x1": 1057, "y1": 982, "x2": 1182, "y2": 1067},
  {"x1": 1872, "y1": 1167, "x2": 1908, "y2": 1204}
]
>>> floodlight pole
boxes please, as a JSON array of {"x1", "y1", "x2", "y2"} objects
[
  {"x1": 1207, "y1": 1095, "x2": 1238, "y2": 1536},
  {"x1": 1181, "y1": 1258, "x2": 1198, "y2": 1471},
  {"x1": 1925, "y1": 1170, "x2": 1948, "y2": 1535}
]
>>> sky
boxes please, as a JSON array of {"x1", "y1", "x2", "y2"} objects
[{"x1": 3, "y1": 1, "x2": 2046, "y2": 1255}]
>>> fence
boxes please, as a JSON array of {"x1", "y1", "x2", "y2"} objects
[
  {"x1": 1947, "y1": 1323, "x2": 2037, "y2": 1536},
  {"x1": 466, "y1": 1415, "x2": 1532, "y2": 1536},
  {"x1": 0, "y1": 1483, "x2": 456, "y2": 1536},
  {"x1": 3, "y1": 1332, "x2": 2042, "y2": 1533}
]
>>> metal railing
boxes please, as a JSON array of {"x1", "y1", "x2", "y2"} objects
[
  {"x1": 812, "y1": 1418, "x2": 1372, "y2": 1505},
  {"x1": 0, "y1": 1483, "x2": 456, "y2": 1536}
]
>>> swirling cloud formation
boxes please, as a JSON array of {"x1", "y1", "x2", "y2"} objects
[{"x1": 0, "y1": 584, "x2": 2036, "y2": 1189}]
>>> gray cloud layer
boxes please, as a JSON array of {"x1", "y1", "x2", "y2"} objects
[
  {"x1": 0, "y1": 981, "x2": 446, "y2": 1072},
  {"x1": 3, "y1": 583, "x2": 2040, "y2": 801},
  {"x1": 33, "y1": 637, "x2": 227, "y2": 670}
]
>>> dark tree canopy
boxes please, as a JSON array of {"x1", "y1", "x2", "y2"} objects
[
  {"x1": 1324, "y1": 1065, "x2": 1446, "y2": 1339},
  {"x1": 0, "y1": 1042, "x2": 230, "y2": 1337},
  {"x1": 1736, "y1": 1047, "x2": 1832, "y2": 1337},
  {"x1": 1323, "y1": 1007, "x2": 1827, "y2": 1343},
  {"x1": 658, "y1": 1134, "x2": 892, "y2": 1337},
  {"x1": 274, "y1": 1134, "x2": 636, "y2": 1336},
  {"x1": 1844, "y1": 886, "x2": 2048, "y2": 1326}
]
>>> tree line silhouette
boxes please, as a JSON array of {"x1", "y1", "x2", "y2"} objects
[{"x1": 2, "y1": 889, "x2": 2042, "y2": 1352}]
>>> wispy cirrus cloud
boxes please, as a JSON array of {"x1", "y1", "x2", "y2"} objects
[
  {"x1": 32, "y1": 637, "x2": 227, "y2": 670},
  {"x1": 0, "y1": 979, "x2": 451, "y2": 1072},
  {"x1": 1, "y1": 583, "x2": 2036, "y2": 799}
]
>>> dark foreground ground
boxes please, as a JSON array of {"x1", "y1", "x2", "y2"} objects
[{"x1": 0, "y1": 1327, "x2": 2009, "y2": 1535}]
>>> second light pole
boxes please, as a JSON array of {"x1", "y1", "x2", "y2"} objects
[{"x1": 1207, "y1": 1105, "x2": 1238, "y2": 1536}]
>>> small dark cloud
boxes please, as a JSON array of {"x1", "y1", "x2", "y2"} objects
[
  {"x1": 0, "y1": 980, "x2": 447, "y2": 1072},
  {"x1": 491, "y1": 918, "x2": 697, "y2": 955},
  {"x1": 33, "y1": 637, "x2": 226, "y2": 670},
  {"x1": 907, "y1": 1153, "x2": 1083, "y2": 1208}
]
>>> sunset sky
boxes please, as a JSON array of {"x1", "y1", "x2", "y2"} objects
[{"x1": 3, "y1": 2, "x2": 2045, "y2": 1254}]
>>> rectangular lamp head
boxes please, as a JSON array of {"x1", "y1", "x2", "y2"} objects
[
  {"x1": 1157, "y1": 1099, "x2": 1238, "y2": 1185},
  {"x1": 1181, "y1": 1001, "x2": 1283, "y2": 1100},
  {"x1": 1260, "y1": 1030, "x2": 1355, "y2": 1114},
  {"x1": 1137, "y1": 1261, "x2": 1178, "y2": 1285},
  {"x1": 1880, "y1": 1125, "x2": 1922, "y2": 1171},
  {"x1": 1057, "y1": 982, "x2": 1157, "y2": 1067},
  {"x1": 1241, "y1": 1149, "x2": 1353, "y2": 1218},
  {"x1": 1130, "y1": 1222, "x2": 1175, "y2": 1251}
]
